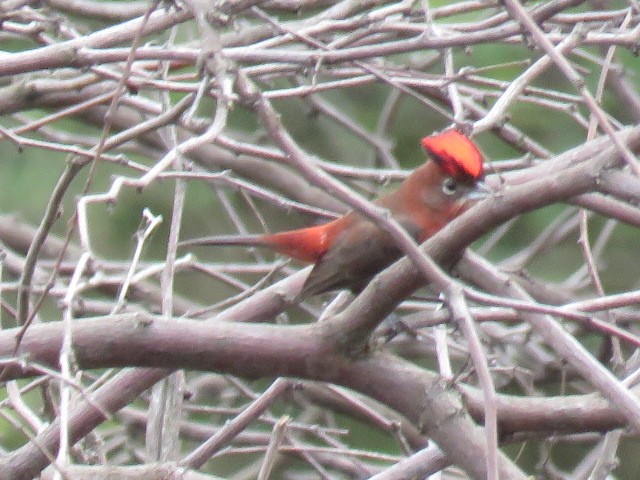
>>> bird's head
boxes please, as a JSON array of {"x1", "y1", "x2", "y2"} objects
[{"x1": 415, "y1": 129, "x2": 489, "y2": 211}]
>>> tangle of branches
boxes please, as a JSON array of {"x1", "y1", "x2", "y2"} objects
[{"x1": 0, "y1": 0, "x2": 639, "y2": 479}]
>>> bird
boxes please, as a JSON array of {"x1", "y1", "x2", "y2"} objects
[{"x1": 180, "y1": 129, "x2": 488, "y2": 297}]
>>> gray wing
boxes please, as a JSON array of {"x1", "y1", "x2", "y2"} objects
[{"x1": 301, "y1": 218, "x2": 420, "y2": 297}]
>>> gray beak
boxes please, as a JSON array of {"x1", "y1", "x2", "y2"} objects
[{"x1": 466, "y1": 180, "x2": 492, "y2": 200}]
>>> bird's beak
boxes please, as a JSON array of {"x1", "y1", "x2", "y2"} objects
[{"x1": 466, "y1": 180, "x2": 492, "y2": 200}]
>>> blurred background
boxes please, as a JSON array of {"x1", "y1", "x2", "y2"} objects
[{"x1": 0, "y1": 0, "x2": 639, "y2": 478}]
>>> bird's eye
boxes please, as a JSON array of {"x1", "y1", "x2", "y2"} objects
[{"x1": 442, "y1": 177, "x2": 458, "y2": 195}]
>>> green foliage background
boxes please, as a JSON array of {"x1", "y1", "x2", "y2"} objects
[{"x1": 0, "y1": 0, "x2": 639, "y2": 477}]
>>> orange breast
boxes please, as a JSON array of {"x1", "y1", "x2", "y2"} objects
[{"x1": 410, "y1": 201, "x2": 465, "y2": 243}]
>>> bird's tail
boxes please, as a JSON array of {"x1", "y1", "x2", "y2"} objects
[
  {"x1": 179, "y1": 228, "x2": 326, "y2": 264},
  {"x1": 178, "y1": 234, "x2": 272, "y2": 249}
]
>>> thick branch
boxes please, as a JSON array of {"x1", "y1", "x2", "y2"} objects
[{"x1": 0, "y1": 316, "x2": 526, "y2": 480}]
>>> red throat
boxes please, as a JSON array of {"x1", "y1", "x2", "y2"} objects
[{"x1": 420, "y1": 130, "x2": 484, "y2": 180}]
